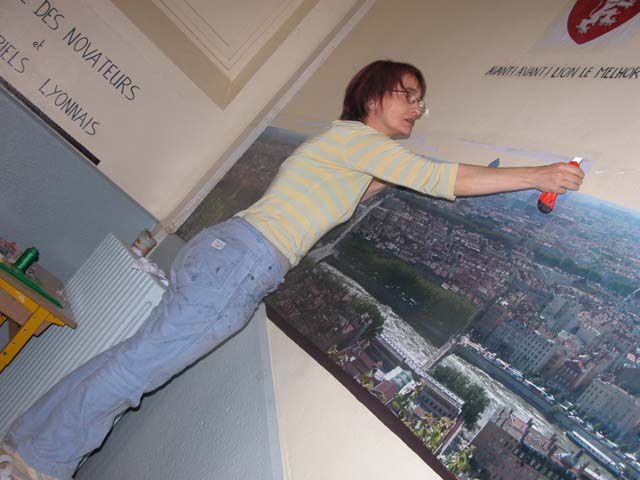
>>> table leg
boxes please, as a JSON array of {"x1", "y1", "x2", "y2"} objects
[{"x1": 0, "y1": 307, "x2": 50, "y2": 373}]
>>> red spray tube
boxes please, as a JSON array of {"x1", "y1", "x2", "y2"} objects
[{"x1": 537, "y1": 157, "x2": 583, "y2": 214}]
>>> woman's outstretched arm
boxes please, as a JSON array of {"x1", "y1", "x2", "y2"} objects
[{"x1": 453, "y1": 162, "x2": 585, "y2": 197}]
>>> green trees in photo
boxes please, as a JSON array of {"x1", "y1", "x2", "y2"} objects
[{"x1": 432, "y1": 365, "x2": 490, "y2": 430}]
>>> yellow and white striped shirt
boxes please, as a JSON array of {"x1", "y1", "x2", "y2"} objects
[{"x1": 236, "y1": 120, "x2": 458, "y2": 267}]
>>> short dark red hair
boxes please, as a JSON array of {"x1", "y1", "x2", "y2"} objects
[{"x1": 340, "y1": 60, "x2": 426, "y2": 122}]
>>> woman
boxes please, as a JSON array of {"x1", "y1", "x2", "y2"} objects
[{"x1": 0, "y1": 60, "x2": 583, "y2": 480}]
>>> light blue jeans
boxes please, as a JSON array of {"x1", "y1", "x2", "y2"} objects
[{"x1": 6, "y1": 217, "x2": 289, "y2": 478}]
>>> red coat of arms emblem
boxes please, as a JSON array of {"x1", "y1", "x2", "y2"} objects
[{"x1": 568, "y1": 0, "x2": 640, "y2": 44}]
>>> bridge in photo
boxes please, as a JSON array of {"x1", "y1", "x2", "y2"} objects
[{"x1": 418, "y1": 331, "x2": 465, "y2": 373}]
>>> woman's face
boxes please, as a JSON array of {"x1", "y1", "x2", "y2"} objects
[{"x1": 365, "y1": 74, "x2": 425, "y2": 139}]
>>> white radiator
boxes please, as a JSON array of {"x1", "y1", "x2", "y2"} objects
[{"x1": 0, "y1": 234, "x2": 166, "y2": 437}]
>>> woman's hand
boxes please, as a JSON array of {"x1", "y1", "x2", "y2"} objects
[{"x1": 532, "y1": 162, "x2": 585, "y2": 193}]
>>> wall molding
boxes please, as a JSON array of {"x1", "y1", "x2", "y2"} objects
[{"x1": 113, "y1": 0, "x2": 319, "y2": 107}]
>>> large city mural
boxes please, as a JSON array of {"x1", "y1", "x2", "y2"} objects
[{"x1": 178, "y1": 126, "x2": 640, "y2": 480}]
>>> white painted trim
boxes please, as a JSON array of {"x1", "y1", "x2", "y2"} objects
[{"x1": 159, "y1": 0, "x2": 377, "y2": 239}]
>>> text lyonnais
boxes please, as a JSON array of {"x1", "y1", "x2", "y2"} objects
[{"x1": 39, "y1": 78, "x2": 100, "y2": 136}]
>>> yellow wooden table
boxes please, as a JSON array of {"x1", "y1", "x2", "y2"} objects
[{"x1": 0, "y1": 263, "x2": 76, "y2": 373}]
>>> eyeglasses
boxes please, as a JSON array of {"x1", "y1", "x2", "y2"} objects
[{"x1": 391, "y1": 89, "x2": 428, "y2": 117}]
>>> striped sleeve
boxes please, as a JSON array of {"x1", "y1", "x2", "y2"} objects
[{"x1": 342, "y1": 129, "x2": 458, "y2": 200}]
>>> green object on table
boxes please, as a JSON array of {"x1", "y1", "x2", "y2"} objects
[
  {"x1": 13, "y1": 247, "x2": 40, "y2": 273},
  {"x1": 0, "y1": 261, "x2": 63, "y2": 308}
]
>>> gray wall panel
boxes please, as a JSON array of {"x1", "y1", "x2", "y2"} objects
[{"x1": 0, "y1": 86, "x2": 156, "y2": 281}]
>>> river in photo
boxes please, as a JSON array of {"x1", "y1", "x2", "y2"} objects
[{"x1": 322, "y1": 261, "x2": 617, "y2": 479}]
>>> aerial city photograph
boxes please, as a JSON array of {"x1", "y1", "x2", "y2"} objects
[{"x1": 179, "y1": 126, "x2": 640, "y2": 480}]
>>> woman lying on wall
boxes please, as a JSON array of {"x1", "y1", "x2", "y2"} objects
[{"x1": 0, "y1": 60, "x2": 584, "y2": 480}]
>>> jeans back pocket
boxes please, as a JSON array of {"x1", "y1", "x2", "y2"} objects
[{"x1": 174, "y1": 232, "x2": 249, "y2": 292}]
